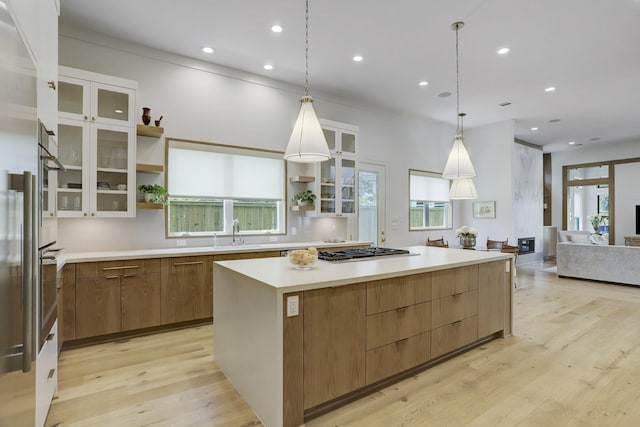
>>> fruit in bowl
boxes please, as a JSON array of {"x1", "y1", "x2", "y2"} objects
[{"x1": 289, "y1": 247, "x2": 318, "y2": 270}]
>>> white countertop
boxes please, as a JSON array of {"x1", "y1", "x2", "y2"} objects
[
  {"x1": 59, "y1": 240, "x2": 372, "y2": 265},
  {"x1": 214, "y1": 245, "x2": 513, "y2": 293}
]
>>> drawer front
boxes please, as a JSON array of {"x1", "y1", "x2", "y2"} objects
[
  {"x1": 431, "y1": 265, "x2": 479, "y2": 299},
  {"x1": 366, "y1": 331, "x2": 431, "y2": 385},
  {"x1": 431, "y1": 289, "x2": 478, "y2": 329},
  {"x1": 366, "y1": 301, "x2": 431, "y2": 350},
  {"x1": 431, "y1": 316, "x2": 478, "y2": 358},
  {"x1": 76, "y1": 258, "x2": 158, "y2": 278},
  {"x1": 366, "y1": 273, "x2": 432, "y2": 315},
  {"x1": 36, "y1": 321, "x2": 58, "y2": 427}
]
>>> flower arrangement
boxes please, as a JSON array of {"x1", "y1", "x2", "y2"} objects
[
  {"x1": 589, "y1": 214, "x2": 608, "y2": 232},
  {"x1": 455, "y1": 226, "x2": 478, "y2": 237}
]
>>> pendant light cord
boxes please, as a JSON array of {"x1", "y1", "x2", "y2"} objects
[
  {"x1": 455, "y1": 24, "x2": 460, "y2": 131},
  {"x1": 305, "y1": 0, "x2": 310, "y2": 96}
]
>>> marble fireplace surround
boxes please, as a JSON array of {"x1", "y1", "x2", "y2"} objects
[{"x1": 557, "y1": 242, "x2": 640, "y2": 286}]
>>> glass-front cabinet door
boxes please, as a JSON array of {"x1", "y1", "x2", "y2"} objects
[
  {"x1": 316, "y1": 151, "x2": 357, "y2": 217},
  {"x1": 92, "y1": 124, "x2": 134, "y2": 216},
  {"x1": 319, "y1": 158, "x2": 337, "y2": 215},
  {"x1": 58, "y1": 76, "x2": 90, "y2": 121},
  {"x1": 91, "y1": 82, "x2": 135, "y2": 126},
  {"x1": 56, "y1": 119, "x2": 90, "y2": 217},
  {"x1": 340, "y1": 158, "x2": 356, "y2": 215}
]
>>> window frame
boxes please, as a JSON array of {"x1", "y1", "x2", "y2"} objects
[
  {"x1": 165, "y1": 138, "x2": 287, "y2": 238},
  {"x1": 408, "y1": 169, "x2": 453, "y2": 231}
]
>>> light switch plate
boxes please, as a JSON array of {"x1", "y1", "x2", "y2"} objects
[{"x1": 287, "y1": 295, "x2": 299, "y2": 317}]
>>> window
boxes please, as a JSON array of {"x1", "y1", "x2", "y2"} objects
[
  {"x1": 409, "y1": 169, "x2": 452, "y2": 230},
  {"x1": 166, "y1": 138, "x2": 286, "y2": 237}
]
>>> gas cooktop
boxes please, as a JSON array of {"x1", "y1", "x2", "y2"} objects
[{"x1": 317, "y1": 247, "x2": 411, "y2": 262}]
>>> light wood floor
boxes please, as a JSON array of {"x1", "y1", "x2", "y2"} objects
[{"x1": 48, "y1": 261, "x2": 640, "y2": 426}]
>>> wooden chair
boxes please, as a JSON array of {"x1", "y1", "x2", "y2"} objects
[
  {"x1": 426, "y1": 237, "x2": 449, "y2": 248},
  {"x1": 486, "y1": 238, "x2": 508, "y2": 250},
  {"x1": 500, "y1": 244, "x2": 519, "y2": 287}
]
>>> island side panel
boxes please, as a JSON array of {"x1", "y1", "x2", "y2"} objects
[{"x1": 213, "y1": 265, "x2": 282, "y2": 427}]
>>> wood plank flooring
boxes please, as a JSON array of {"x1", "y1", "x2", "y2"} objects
[{"x1": 47, "y1": 261, "x2": 640, "y2": 426}]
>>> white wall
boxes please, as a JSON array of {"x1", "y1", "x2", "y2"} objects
[
  {"x1": 614, "y1": 162, "x2": 640, "y2": 244},
  {"x1": 460, "y1": 121, "x2": 517, "y2": 246},
  {"x1": 57, "y1": 26, "x2": 465, "y2": 251},
  {"x1": 550, "y1": 139, "x2": 640, "y2": 240}
]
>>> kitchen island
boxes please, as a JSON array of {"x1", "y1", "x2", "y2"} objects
[{"x1": 214, "y1": 246, "x2": 514, "y2": 427}]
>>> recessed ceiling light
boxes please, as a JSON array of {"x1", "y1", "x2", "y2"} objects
[
  {"x1": 271, "y1": 25, "x2": 283, "y2": 33},
  {"x1": 419, "y1": 81, "x2": 428, "y2": 87},
  {"x1": 530, "y1": 127, "x2": 538, "y2": 131},
  {"x1": 353, "y1": 55, "x2": 364, "y2": 62},
  {"x1": 545, "y1": 86, "x2": 556, "y2": 92},
  {"x1": 114, "y1": 109, "x2": 123, "y2": 114},
  {"x1": 568, "y1": 141, "x2": 576, "y2": 145},
  {"x1": 438, "y1": 91, "x2": 452, "y2": 98},
  {"x1": 263, "y1": 64, "x2": 273, "y2": 70},
  {"x1": 497, "y1": 47, "x2": 510, "y2": 55},
  {"x1": 201, "y1": 46, "x2": 214, "y2": 54}
]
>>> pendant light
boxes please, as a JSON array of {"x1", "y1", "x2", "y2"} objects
[
  {"x1": 284, "y1": 0, "x2": 331, "y2": 163},
  {"x1": 442, "y1": 22, "x2": 476, "y2": 180},
  {"x1": 449, "y1": 112, "x2": 478, "y2": 199}
]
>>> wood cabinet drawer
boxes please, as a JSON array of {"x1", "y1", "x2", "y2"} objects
[
  {"x1": 214, "y1": 251, "x2": 280, "y2": 261},
  {"x1": 366, "y1": 273, "x2": 432, "y2": 315},
  {"x1": 366, "y1": 331, "x2": 431, "y2": 385},
  {"x1": 431, "y1": 289, "x2": 478, "y2": 329},
  {"x1": 366, "y1": 302, "x2": 431, "y2": 350},
  {"x1": 431, "y1": 265, "x2": 478, "y2": 299},
  {"x1": 76, "y1": 258, "x2": 159, "y2": 278},
  {"x1": 431, "y1": 316, "x2": 478, "y2": 358}
]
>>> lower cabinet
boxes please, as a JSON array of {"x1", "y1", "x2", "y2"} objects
[
  {"x1": 288, "y1": 262, "x2": 510, "y2": 416},
  {"x1": 121, "y1": 259, "x2": 161, "y2": 331},
  {"x1": 160, "y1": 256, "x2": 213, "y2": 324},
  {"x1": 303, "y1": 284, "x2": 366, "y2": 409}
]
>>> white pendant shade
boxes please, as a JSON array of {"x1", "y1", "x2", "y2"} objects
[
  {"x1": 449, "y1": 178, "x2": 478, "y2": 200},
  {"x1": 442, "y1": 132, "x2": 476, "y2": 179},
  {"x1": 284, "y1": 96, "x2": 331, "y2": 163}
]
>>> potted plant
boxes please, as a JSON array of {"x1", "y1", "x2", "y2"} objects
[
  {"x1": 138, "y1": 184, "x2": 168, "y2": 204},
  {"x1": 292, "y1": 190, "x2": 316, "y2": 206}
]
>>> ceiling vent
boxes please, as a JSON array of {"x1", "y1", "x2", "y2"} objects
[{"x1": 498, "y1": 101, "x2": 511, "y2": 107}]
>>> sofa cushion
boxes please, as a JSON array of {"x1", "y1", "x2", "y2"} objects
[{"x1": 568, "y1": 233, "x2": 590, "y2": 243}]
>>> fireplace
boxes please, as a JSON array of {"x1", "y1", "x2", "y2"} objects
[{"x1": 517, "y1": 237, "x2": 535, "y2": 255}]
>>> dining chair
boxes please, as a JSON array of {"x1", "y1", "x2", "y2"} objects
[{"x1": 486, "y1": 238, "x2": 508, "y2": 250}]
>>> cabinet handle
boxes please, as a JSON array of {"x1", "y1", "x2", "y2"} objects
[
  {"x1": 46, "y1": 333, "x2": 55, "y2": 341},
  {"x1": 92, "y1": 116, "x2": 96, "y2": 121},
  {"x1": 396, "y1": 306, "x2": 408, "y2": 312},
  {"x1": 122, "y1": 274, "x2": 138, "y2": 278},
  {"x1": 48, "y1": 369, "x2": 56, "y2": 380},
  {"x1": 84, "y1": 115, "x2": 88, "y2": 120},
  {"x1": 50, "y1": 213, "x2": 54, "y2": 216},
  {"x1": 47, "y1": 80, "x2": 56, "y2": 90},
  {"x1": 452, "y1": 320, "x2": 463, "y2": 326},
  {"x1": 102, "y1": 265, "x2": 139, "y2": 271},
  {"x1": 173, "y1": 261, "x2": 204, "y2": 266},
  {"x1": 105, "y1": 275, "x2": 119, "y2": 279},
  {"x1": 452, "y1": 292, "x2": 463, "y2": 297},
  {"x1": 395, "y1": 338, "x2": 409, "y2": 345},
  {"x1": 83, "y1": 213, "x2": 88, "y2": 216}
]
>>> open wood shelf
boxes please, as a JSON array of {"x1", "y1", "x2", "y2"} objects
[
  {"x1": 136, "y1": 124, "x2": 164, "y2": 138},
  {"x1": 136, "y1": 202, "x2": 164, "y2": 210},
  {"x1": 136, "y1": 163, "x2": 164, "y2": 173},
  {"x1": 291, "y1": 204, "x2": 315, "y2": 212},
  {"x1": 289, "y1": 176, "x2": 315, "y2": 183}
]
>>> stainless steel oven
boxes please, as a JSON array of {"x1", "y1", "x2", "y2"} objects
[{"x1": 37, "y1": 121, "x2": 63, "y2": 350}]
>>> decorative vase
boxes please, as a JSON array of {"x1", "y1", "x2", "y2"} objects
[
  {"x1": 142, "y1": 107, "x2": 151, "y2": 125},
  {"x1": 144, "y1": 193, "x2": 153, "y2": 203},
  {"x1": 297, "y1": 200, "x2": 312, "y2": 206},
  {"x1": 459, "y1": 235, "x2": 476, "y2": 249}
]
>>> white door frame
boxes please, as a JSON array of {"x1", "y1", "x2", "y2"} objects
[{"x1": 358, "y1": 162, "x2": 387, "y2": 246}]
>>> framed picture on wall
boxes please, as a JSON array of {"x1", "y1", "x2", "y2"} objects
[{"x1": 472, "y1": 201, "x2": 496, "y2": 219}]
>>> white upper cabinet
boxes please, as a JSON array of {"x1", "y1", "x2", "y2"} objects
[
  {"x1": 57, "y1": 67, "x2": 137, "y2": 217},
  {"x1": 315, "y1": 120, "x2": 359, "y2": 217}
]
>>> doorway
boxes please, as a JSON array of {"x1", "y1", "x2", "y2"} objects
[{"x1": 358, "y1": 163, "x2": 386, "y2": 246}]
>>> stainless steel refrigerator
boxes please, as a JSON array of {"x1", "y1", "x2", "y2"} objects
[{"x1": 0, "y1": 4, "x2": 39, "y2": 426}]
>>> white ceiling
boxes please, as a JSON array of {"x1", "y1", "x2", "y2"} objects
[{"x1": 59, "y1": 0, "x2": 640, "y2": 152}]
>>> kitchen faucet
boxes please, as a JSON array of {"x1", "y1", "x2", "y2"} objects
[{"x1": 232, "y1": 218, "x2": 243, "y2": 245}]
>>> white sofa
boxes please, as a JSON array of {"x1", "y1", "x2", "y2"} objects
[{"x1": 557, "y1": 240, "x2": 640, "y2": 286}]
